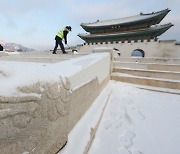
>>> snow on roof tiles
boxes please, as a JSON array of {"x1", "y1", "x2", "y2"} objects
[{"x1": 81, "y1": 9, "x2": 170, "y2": 27}]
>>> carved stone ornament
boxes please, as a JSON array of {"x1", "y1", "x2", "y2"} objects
[{"x1": 0, "y1": 76, "x2": 71, "y2": 154}]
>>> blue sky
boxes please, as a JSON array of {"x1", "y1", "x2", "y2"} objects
[{"x1": 0, "y1": 0, "x2": 180, "y2": 50}]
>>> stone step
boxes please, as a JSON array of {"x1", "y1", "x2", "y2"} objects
[
  {"x1": 111, "y1": 72, "x2": 180, "y2": 90},
  {"x1": 114, "y1": 57, "x2": 180, "y2": 64},
  {"x1": 113, "y1": 68, "x2": 180, "y2": 80},
  {"x1": 113, "y1": 62, "x2": 180, "y2": 72}
]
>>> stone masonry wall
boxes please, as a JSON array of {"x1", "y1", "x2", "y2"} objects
[{"x1": 78, "y1": 39, "x2": 180, "y2": 58}]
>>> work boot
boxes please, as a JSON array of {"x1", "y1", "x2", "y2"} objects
[{"x1": 52, "y1": 52, "x2": 57, "y2": 54}]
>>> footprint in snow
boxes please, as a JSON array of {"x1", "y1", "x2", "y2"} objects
[
  {"x1": 119, "y1": 131, "x2": 136, "y2": 148},
  {"x1": 103, "y1": 119, "x2": 112, "y2": 129},
  {"x1": 114, "y1": 119, "x2": 123, "y2": 128}
]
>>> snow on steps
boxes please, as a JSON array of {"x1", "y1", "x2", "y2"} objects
[
  {"x1": 114, "y1": 57, "x2": 180, "y2": 64},
  {"x1": 111, "y1": 72, "x2": 180, "y2": 90},
  {"x1": 113, "y1": 68, "x2": 180, "y2": 80},
  {"x1": 113, "y1": 61, "x2": 180, "y2": 72},
  {"x1": 111, "y1": 58, "x2": 180, "y2": 90}
]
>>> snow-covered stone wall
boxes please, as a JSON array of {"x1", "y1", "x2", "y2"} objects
[{"x1": 0, "y1": 52, "x2": 111, "y2": 154}]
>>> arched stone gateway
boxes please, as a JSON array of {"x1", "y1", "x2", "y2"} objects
[
  {"x1": 77, "y1": 9, "x2": 180, "y2": 59},
  {"x1": 131, "y1": 49, "x2": 145, "y2": 57}
]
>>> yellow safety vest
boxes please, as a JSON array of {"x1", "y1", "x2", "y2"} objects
[{"x1": 56, "y1": 28, "x2": 64, "y2": 39}]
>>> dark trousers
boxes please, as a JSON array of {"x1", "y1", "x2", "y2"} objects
[{"x1": 53, "y1": 36, "x2": 65, "y2": 53}]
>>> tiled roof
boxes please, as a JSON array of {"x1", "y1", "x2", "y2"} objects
[{"x1": 81, "y1": 9, "x2": 170, "y2": 27}]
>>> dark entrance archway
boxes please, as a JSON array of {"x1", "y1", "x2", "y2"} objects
[{"x1": 131, "y1": 49, "x2": 145, "y2": 57}]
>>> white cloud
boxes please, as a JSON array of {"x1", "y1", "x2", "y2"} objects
[{"x1": 1, "y1": 0, "x2": 180, "y2": 49}]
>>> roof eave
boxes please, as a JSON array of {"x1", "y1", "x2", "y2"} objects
[
  {"x1": 80, "y1": 8, "x2": 171, "y2": 31},
  {"x1": 78, "y1": 23, "x2": 173, "y2": 42}
]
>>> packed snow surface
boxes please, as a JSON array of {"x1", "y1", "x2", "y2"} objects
[{"x1": 60, "y1": 81, "x2": 180, "y2": 154}]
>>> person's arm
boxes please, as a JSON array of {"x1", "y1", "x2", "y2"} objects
[{"x1": 63, "y1": 31, "x2": 68, "y2": 44}]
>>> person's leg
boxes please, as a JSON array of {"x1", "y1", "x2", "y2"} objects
[
  {"x1": 53, "y1": 40, "x2": 58, "y2": 54},
  {"x1": 58, "y1": 40, "x2": 66, "y2": 53}
]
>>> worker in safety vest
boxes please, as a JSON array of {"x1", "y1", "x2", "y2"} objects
[{"x1": 52, "y1": 26, "x2": 72, "y2": 54}]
